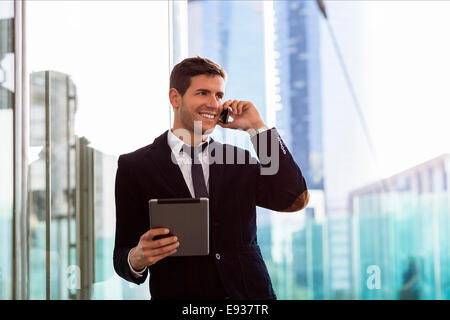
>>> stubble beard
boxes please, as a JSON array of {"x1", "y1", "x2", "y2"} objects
[{"x1": 180, "y1": 102, "x2": 214, "y2": 136}]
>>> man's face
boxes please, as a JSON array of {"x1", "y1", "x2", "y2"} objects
[{"x1": 177, "y1": 74, "x2": 225, "y2": 134}]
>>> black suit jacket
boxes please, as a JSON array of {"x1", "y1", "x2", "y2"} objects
[{"x1": 113, "y1": 128, "x2": 308, "y2": 300}]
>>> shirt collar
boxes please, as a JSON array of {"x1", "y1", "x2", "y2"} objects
[{"x1": 167, "y1": 129, "x2": 211, "y2": 155}]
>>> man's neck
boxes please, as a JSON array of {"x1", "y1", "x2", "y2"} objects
[{"x1": 170, "y1": 127, "x2": 208, "y2": 146}]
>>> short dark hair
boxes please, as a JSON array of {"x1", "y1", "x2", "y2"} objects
[{"x1": 170, "y1": 56, "x2": 227, "y2": 96}]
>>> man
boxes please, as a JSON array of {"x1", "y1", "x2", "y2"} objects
[{"x1": 113, "y1": 56, "x2": 309, "y2": 300}]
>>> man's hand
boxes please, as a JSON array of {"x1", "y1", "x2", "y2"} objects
[
  {"x1": 129, "y1": 228, "x2": 180, "y2": 270},
  {"x1": 218, "y1": 100, "x2": 265, "y2": 132}
]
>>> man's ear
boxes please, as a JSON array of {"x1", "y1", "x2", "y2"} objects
[{"x1": 169, "y1": 88, "x2": 181, "y2": 109}]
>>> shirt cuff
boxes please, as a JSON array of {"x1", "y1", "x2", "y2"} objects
[
  {"x1": 127, "y1": 249, "x2": 147, "y2": 278},
  {"x1": 249, "y1": 125, "x2": 270, "y2": 137}
]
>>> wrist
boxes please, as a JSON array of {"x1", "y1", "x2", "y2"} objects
[
  {"x1": 248, "y1": 124, "x2": 269, "y2": 137},
  {"x1": 250, "y1": 120, "x2": 266, "y2": 131},
  {"x1": 129, "y1": 247, "x2": 146, "y2": 271}
]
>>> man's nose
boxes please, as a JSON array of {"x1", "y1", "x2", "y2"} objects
[{"x1": 209, "y1": 95, "x2": 221, "y2": 109}]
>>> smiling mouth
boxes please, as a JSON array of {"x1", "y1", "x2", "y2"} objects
[{"x1": 199, "y1": 113, "x2": 216, "y2": 120}]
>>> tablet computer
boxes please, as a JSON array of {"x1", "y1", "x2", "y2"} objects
[{"x1": 148, "y1": 197, "x2": 209, "y2": 256}]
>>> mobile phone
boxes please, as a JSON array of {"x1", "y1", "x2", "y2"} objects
[{"x1": 218, "y1": 106, "x2": 231, "y2": 124}]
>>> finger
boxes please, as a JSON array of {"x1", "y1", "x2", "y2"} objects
[
  {"x1": 231, "y1": 100, "x2": 239, "y2": 115},
  {"x1": 218, "y1": 120, "x2": 233, "y2": 127},
  {"x1": 217, "y1": 115, "x2": 237, "y2": 129},
  {"x1": 143, "y1": 228, "x2": 170, "y2": 240},
  {"x1": 222, "y1": 99, "x2": 233, "y2": 110},
  {"x1": 150, "y1": 241, "x2": 180, "y2": 257},
  {"x1": 237, "y1": 101, "x2": 246, "y2": 115},
  {"x1": 222, "y1": 100, "x2": 233, "y2": 115},
  {"x1": 217, "y1": 121, "x2": 232, "y2": 129},
  {"x1": 151, "y1": 248, "x2": 178, "y2": 265},
  {"x1": 149, "y1": 236, "x2": 178, "y2": 249}
]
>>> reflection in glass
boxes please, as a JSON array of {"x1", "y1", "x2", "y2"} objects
[
  {"x1": 351, "y1": 154, "x2": 450, "y2": 299},
  {"x1": 29, "y1": 72, "x2": 47, "y2": 299},
  {"x1": 29, "y1": 71, "x2": 78, "y2": 299},
  {"x1": 91, "y1": 150, "x2": 148, "y2": 300},
  {"x1": 28, "y1": 70, "x2": 151, "y2": 300}
]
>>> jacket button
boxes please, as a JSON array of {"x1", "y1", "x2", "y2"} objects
[{"x1": 215, "y1": 253, "x2": 221, "y2": 260}]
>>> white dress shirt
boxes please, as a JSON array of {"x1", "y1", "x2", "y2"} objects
[{"x1": 166, "y1": 129, "x2": 212, "y2": 197}]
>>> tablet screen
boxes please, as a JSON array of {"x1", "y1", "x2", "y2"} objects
[{"x1": 148, "y1": 198, "x2": 209, "y2": 256}]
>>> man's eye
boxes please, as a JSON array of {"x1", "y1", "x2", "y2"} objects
[{"x1": 199, "y1": 92, "x2": 206, "y2": 95}]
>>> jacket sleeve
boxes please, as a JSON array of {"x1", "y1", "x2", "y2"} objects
[
  {"x1": 113, "y1": 155, "x2": 149, "y2": 285},
  {"x1": 250, "y1": 127, "x2": 309, "y2": 212}
]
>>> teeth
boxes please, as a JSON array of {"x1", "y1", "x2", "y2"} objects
[{"x1": 200, "y1": 113, "x2": 215, "y2": 119}]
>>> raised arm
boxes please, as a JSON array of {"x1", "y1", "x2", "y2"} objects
[{"x1": 251, "y1": 128, "x2": 309, "y2": 212}]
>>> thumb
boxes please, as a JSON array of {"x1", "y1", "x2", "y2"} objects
[
  {"x1": 221, "y1": 121, "x2": 240, "y2": 130},
  {"x1": 217, "y1": 120, "x2": 234, "y2": 129}
]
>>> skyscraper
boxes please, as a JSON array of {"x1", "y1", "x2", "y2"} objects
[
  {"x1": 272, "y1": 0, "x2": 326, "y2": 299},
  {"x1": 187, "y1": 0, "x2": 266, "y2": 152},
  {"x1": 273, "y1": 0, "x2": 323, "y2": 190}
]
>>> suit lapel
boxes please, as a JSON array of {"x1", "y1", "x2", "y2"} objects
[
  {"x1": 147, "y1": 130, "x2": 192, "y2": 198},
  {"x1": 208, "y1": 140, "x2": 225, "y2": 211},
  {"x1": 147, "y1": 130, "x2": 226, "y2": 207}
]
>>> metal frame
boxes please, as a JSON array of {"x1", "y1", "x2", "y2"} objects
[
  {"x1": 75, "y1": 137, "x2": 95, "y2": 300},
  {"x1": 66, "y1": 74, "x2": 74, "y2": 299},
  {"x1": 13, "y1": 0, "x2": 29, "y2": 300},
  {"x1": 44, "y1": 71, "x2": 51, "y2": 299},
  {"x1": 21, "y1": 0, "x2": 29, "y2": 301},
  {"x1": 168, "y1": 0, "x2": 173, "y2": 128},
  {"x1": 67, "y1": 76, "x2": 78, "y2": 300}
]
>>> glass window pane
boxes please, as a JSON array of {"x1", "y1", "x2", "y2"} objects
[
  {"x1": 49, "y1": 71, "x2": 71, "y2": 300},
  {"x1": 29, "y1": 71, "x2": 47, "y2": 299},
  {"x1": 183, "y1": 0, "x2": 450, "y2": 300},
  {"x1": 26, "y1": 0, "x2": 170, "y2": 300},
  {"x1": 0, "y1": 0, "x2": 14, "y2": 300}
]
